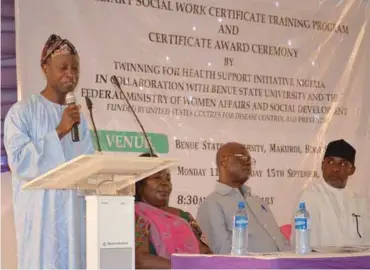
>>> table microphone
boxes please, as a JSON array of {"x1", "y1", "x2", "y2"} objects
[
  {"x1": 66, "y1": 92, "x2": 80, "y2": 142},
  {"x1": 111, "y1": 75, "x2": 155, "y2": 157},
  {"x1": 85, "y1": 96, "x2": 102, "y2": 152}
]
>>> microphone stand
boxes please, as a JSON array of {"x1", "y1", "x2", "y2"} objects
[
  {"x1": 85, "y1": 96, "x2": 102, "y2": 153},
  {"x1": 111, "y1": 75, "x2": 155, "y2": 157},
  {"x1": 85, "y1": 78, "x2": 155, "y2": 196}
]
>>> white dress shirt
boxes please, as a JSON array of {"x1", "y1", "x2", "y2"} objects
[{"x1": 292, "y1": 179, "x2": 370, "y2": 247}]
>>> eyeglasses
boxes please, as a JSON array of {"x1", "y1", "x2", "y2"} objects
[{"x1": 224, "y1": 154, "x2": 251, "y2": 163}]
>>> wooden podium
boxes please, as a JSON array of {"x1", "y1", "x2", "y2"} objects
[{"x1": 22, "y1": 153, "x2": 177, "y2": 269}]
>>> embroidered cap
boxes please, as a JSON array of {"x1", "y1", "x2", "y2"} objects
[{"x1": 40, "y1": 34, "x2": 78, "y2": 65}]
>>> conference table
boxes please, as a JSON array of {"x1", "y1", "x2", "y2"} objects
[{"x1": 172, "y1": 251, "x2": 370, "y2": 269}]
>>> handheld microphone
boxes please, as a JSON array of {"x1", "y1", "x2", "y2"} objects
[
  {"x1": 85, "y1": 96, "x2": 102, "y2": 152},
  {"x1": 111, "y1": 75, "x2": 155, "y2": 157},
  {"x1": 65, "y1": 92, "x2": 79, "y2": 142}
]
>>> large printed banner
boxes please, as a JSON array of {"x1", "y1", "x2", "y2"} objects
[{"x1": 15, "y1": 0, "x2": 370, "y2": 225}]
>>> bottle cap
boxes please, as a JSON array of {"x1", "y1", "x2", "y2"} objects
[
  {"x1": 238, "y1": 201, "x2": 245, "y2": 209},
  {"x1": 299, "y1": 202, "x2": 306, "y2": 210}
]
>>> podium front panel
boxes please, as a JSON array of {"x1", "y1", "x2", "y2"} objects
[{"x1": 86, "y1": 195, "x2": 135, "y2": 269}]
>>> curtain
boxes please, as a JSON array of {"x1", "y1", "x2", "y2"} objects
[{"x1": 1, "y1": 0, "x2": 16, "y2": 172}]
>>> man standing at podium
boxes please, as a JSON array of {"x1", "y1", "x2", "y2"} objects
[{"x1": 4, "y1": 34, "x2": 94, "y2": 269}]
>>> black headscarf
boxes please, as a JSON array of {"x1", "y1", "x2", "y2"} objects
[{"x1": 135, "y1": 152, "x2": 159, "y2": 202}]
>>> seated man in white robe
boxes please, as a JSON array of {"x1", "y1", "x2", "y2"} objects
[
  {"x1": 4, "y1": 34, "x2": 94, "y2": 269},
  {"x1": 292, "y1": 139, "x2": 370, "y2": 247}
]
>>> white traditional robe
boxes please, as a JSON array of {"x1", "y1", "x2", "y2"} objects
[
  {"x1": 292, "y1": 179, "x2": 370, "y2": 247},
  {"x1": 4, "y1": 94, "x2": 94, "y2": 269}
]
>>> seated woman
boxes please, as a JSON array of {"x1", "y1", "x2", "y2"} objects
[{"x1": 135, "y1": 153, "x2": 211, "y2": 269}]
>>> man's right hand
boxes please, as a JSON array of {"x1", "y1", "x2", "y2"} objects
[{"x1": 56, "y1": 105, "x2": 81, "y2": 139}]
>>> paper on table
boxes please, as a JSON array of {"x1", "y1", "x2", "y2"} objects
[{"x1": 312, "y1": 246, "x2": 370, "y2": 253}]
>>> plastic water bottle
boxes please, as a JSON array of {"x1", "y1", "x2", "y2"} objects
[
  {"x1": 231, "y1": 201, "x2": 248, "y2": 256},
  {"x1": 294, "y1": 202, "x2": 311, "y2": 254}
]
